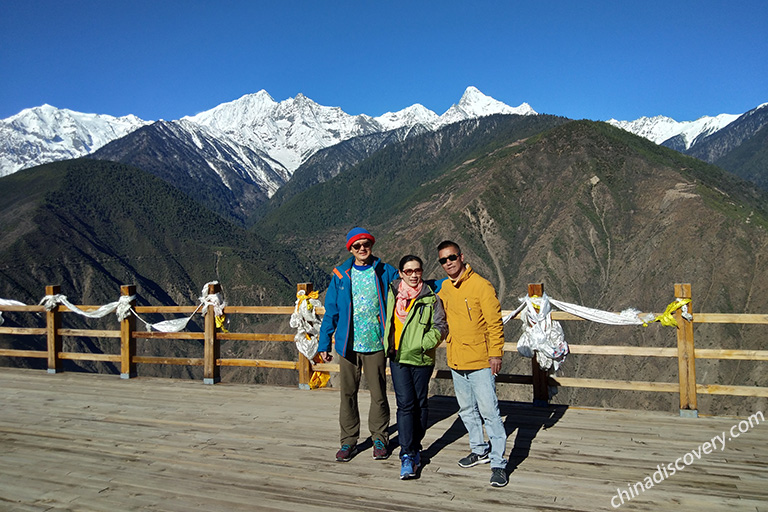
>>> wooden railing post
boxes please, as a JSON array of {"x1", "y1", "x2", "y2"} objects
[
  {"x1": 203, "y1": 282, "x2": 221, "y2": 385},
  {"x1": 675, "y1": 283, "x2": 698, "y2": 417},
  {"x1": 528, "y1": 283, "x2": 549, "y2": 406},
  {"x1": 297, "y1": 283, "x2": 313, "y2": 390},
  {"x1": 120, "y1": 285, "x2": 137, "y2": 379},
  {"x1": 45, "y1": 285, "x2": 62, "y2": 374}
]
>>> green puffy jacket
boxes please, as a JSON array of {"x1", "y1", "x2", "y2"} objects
[{"x1": 383, "y1": 279, "x2": 448, "y2": 366}]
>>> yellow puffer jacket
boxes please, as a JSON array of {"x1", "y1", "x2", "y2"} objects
[{"x1": 437, "y1": 264, "x2": 505, "y2": 370}]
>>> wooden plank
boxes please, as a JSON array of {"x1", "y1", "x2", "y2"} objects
[
  {"x1": 133, "y1": 306, "x2": 200, "y2": 314},
  {"x1": 697, "y1": 384, "x2": 768, "y2": 397},
  {"x1": 217, "y1": 359, "x2": 298, "y2": 369},
  {"x1": 694, "y1": 313, "x2": 768, "y2": 324},
  {"x1": 549, "y1": 376, "x2": 680, "y2": 392},
  {"x1": 59, "y1": 352, "x2": 121, "y2": 362},
  {"x1": 562, "y1": 344, "x2": 677, "y2": 357},
  {"x1": 217, "y1": 333, "x2": 295, "y2": 342},
  {"x1": 215, "y1": 305, "x2": 296, "y2": 314},
  {"x1": 694, "y1": 349, "x2": 768, "y2": 360},
  {"x1": 134, "y1": 331, "x2": 204, "y2": 340},
  {"x1": 311, "y1": 363, "x2": 340, "y2": 372},
  {"x1": 0, "y1": 305, "x2": 45, "y2": 312},
  {"x1": 0, "y1": 327, "x2": 46, "y2": 335},
  {"x1": 59, "y1": 328, "x2": 120, "y2": 338},
  {"x1": 132, "y1": 356, "x2": 204, "y2": 365},
  {"x1": 0, "y1": 349, "x2": 47, "y2": 358}
]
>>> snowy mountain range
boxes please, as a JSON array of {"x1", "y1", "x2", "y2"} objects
[
  {"x1": 182, "y1": 86, "x2": 535, "y2": 174},
  {"x1": 0, "y1": 86, "x2": 535, "y2": 180},
  {"x1": 606, "y1": 112, "x2": 740, "y2": 149},
  {"x1": 2, "y1": 86, "x2": 765, "y2": 199},
  {"x1": 0, "y1": 105, "x2": 149, "y2": 177}
]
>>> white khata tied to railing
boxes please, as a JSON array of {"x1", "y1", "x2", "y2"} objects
[
  {"x1": 2, "y1": 281, "x2": 227, "y2": 333},
  {"x1": 506, "y1": 292, "x2": 693, "y2": 371},
  {"x1": 39, "y1": 293, "x2": 136, "y2": 321},
  {"x1": 514, "y1": 293, "x2": 570, "y2": 371},
  {"x1": 290, "y1": 289, "x2": 330, "y2": 389},
  {"x1": 0, "y1": 298, "x2": 27, "y2": 326},
  {"x1": 130, "y1": 281, "x2": 226, "y2": 332},
  {"x1": 290, "y1": 289, "x2": 322, "y2": 360}
]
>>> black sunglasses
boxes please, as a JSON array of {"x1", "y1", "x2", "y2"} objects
[
  {"x1": 351, "y1": 240, "x2": 372, "y2": 251},
  {"x1": 439, "y1": 254, "x2": 460, "y2": 265}
]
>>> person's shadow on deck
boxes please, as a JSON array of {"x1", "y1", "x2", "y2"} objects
[
  {"x1": 413, "y1": 397, "x2": 566, "y2": 474},
  {"x1": 502, "y1": 402, "x2": 567, "y2": 474}
]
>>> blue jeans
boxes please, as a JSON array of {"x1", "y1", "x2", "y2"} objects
[
  {"x1": 451, "y1": 368, "x2": 508, "y2": 469},
  {"x1": 390, "y1": 360, "x2": 433, "y2": 458}
]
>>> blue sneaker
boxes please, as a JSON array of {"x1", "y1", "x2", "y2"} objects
[{"x1": 400, "y1": 455, "x2": 416, "y2": 480}]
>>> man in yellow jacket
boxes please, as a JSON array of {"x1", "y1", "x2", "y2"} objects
[{"x1": 437, "y1": 240, "x2": 508, "y2": 488}]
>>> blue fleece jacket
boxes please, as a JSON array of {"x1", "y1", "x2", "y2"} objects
[{"x1": 318, "y1": 256, "x2": 399, "y2": 358}]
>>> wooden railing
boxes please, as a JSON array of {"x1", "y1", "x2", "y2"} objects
[{"x1": 1, "y1": 282, "x2": 767, "y2": 416}]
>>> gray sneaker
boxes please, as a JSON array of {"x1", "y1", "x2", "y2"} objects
[
  {"x1": 457, "y1": 450, "x2": 490, "y2": 468},
  {"x1": 490, "y1": 467, "x2": 508, "y2": 487}
]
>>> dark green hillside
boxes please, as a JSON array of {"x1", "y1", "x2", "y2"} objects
[
  {"x1": 256, "y1": 118, "x2": 768, "y2": 415},
  {"x1": 714, "y1": 123, "x2": 768, "y2": 190},
  {"x1": 247, "y1": 125, "x2": 431, "y2": 225},
  {"x1": 0, "y1": 159, "x2": 326, "y2": 379},
  {"x1": 257, "y1": 114, "x2": 569, "y2": 266}
]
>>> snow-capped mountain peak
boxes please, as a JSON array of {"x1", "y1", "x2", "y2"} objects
[
  {"x1": 374, "y1": 104, "x2": 440, "y2": 131},
  {"x1": 607, "y1": 112, "x2": 739, "y2": 149},
  {"x1": 438, "y1": 86, "x2": 537, "y2": 127},
  {"x1": 458, "y1": 85, "x2": 536, "y2": 117},
  {"x1": 0, "y1": 105, "x2": 149, "y2": 177}
]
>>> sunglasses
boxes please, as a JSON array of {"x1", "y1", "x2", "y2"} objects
[
  {"x1": 401, "y1": 268, "x2": 423, "y2": 276},
  {"x1": 351, "y1": 241, "x2": 372, "y2": 251},
  {"x1": 438, "y1": 254, "x2": 460, "y2": 265}
]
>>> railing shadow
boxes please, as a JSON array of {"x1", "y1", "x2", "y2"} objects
[{"x1": 421, "y1": 395, "x2": 462, "y2": 462}]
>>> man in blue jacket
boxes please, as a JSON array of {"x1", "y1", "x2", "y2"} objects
[{"x1": 319, "y1": 227, "x2": 399, "y2": 462}]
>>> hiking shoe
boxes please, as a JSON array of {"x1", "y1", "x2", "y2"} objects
[
  {"x1": 457, "y1": 450, "x2": 490, "y2": 468},
  {"x1": 490, "y1": 467, "x2": 508, "y2": 487},
  {"x1": 400, "y1": 455, "x2": 416, "y2": 480},
  {"x1": 373, "y1": 439, "x2": 389, "y2": 460},
  {"x1": 335, "y1": 444, "x2": 356, "y2": 462}
]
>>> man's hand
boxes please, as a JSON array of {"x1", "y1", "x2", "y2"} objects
[
  {"x1": 319, "y1": 351, "x2": 333, "y2": 362},
  {"x1": 489, "y1": 357, "x2": 502, "y2": 376}
]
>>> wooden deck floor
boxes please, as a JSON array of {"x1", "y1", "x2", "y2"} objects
[{"x1": 1, "y1": 368, "x2": 766, "y2": 512}]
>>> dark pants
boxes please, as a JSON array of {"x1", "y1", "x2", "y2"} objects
[
  {"x1": 338, "y1": 350, "x2": 390, "y2": 447},
  {"x1": 389, "y1": 360, "x2": 434, "y2": 458}
]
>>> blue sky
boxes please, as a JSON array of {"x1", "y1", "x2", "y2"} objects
[{"x1": 1, "y1": 1, "x2": 766, "y2": 122}]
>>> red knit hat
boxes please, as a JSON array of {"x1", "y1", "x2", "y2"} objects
[{"x1": 346, "y1": 227, "x2": 375, "y2": 250}]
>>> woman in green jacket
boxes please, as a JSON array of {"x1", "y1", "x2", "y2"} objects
[{"x1": 383, "y1": 255, "x2": 448, "y2": 480}]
